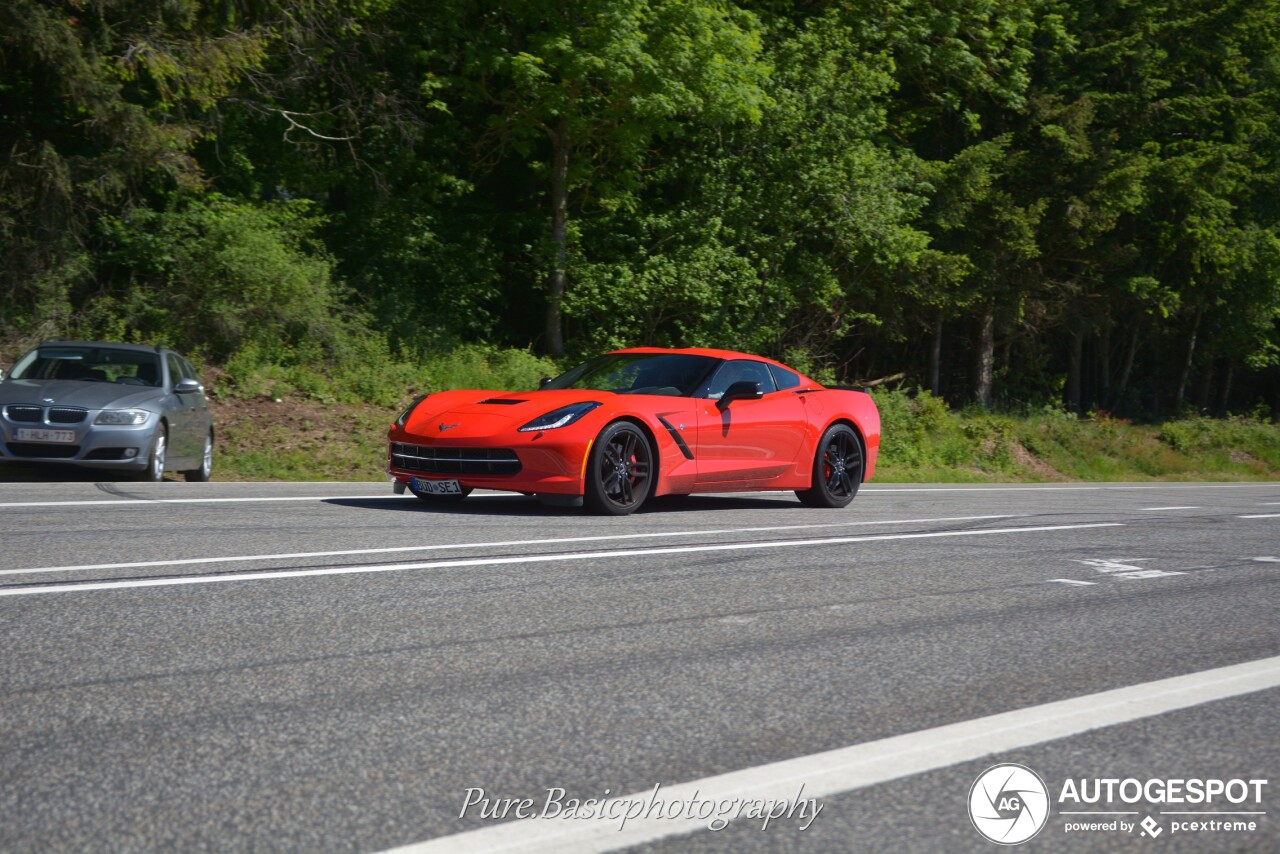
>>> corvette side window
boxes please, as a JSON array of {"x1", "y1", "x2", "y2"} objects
[
  {"x1": 768, "y1": 364, "x2": 801, "y2": 391},
  {"x1": 701, "y1": 360, "x2": 777, "y2": 400}
]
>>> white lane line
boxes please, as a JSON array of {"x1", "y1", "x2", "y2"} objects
[
  {"x1": 1140, "y1": 506, "x2": 1201, "y2": 511},
  {"x1": 380, "y1": 655, "x2": 1280, "y2": 854},
  {"x1": 0, "y1": 494, "x2": 406, "y2": 508},
  {"x1": 1049, "y1": 578, "x2": 1097, "y2": 586},
  {"x1": 0, "y1": 516, "x2": 1017, "y2": 577},
  {"x1": 2, "y1": 483, "x2": 1274, "y2": 508},
  {"x1": 1238, "y1": 514, "x2": 1280, "y2": 519},
  {"x1": 864, "y1": 484, "x2": 1278, "y2": 492},
  {"x1": 0, "y1": 522, "x2": 1120, "y2": 596}
]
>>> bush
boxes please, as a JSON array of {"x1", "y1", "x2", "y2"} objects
[{"x1": 96, "y1": 194, "x2": 346, "y2": 363}]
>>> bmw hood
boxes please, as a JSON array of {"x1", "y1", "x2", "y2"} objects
[{"x1": 0, "y1": 379, "x2": 165, "y2": 411}]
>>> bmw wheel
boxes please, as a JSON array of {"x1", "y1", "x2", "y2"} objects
[
  {"x1": 584, "y1": 421, "x2": 653, "y2": 515},
  {"x1": 183, "y1": 431, "x2": 213, "y2": 482},
  {"x1": 139, "y1": 427, "x2": 167, "y2": 482},
  {"x1": 796, "y1": 423, "x2": 863, "y2": 508}
]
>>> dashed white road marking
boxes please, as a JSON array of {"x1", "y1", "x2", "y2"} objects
[
  {"x1": 0, "y1": 522, "x2": 1121, "y2": 596},
  {"x1": 378, "y1": 656, "x2": 1280, "y2": 854},
  {"x1": 1239, "y1": 514, "x2": 1280, "y2": 519},
  {"x1": 1140, "y1": 506, "x2": 1201, "y2": 511},
  {"x1": 864, "y1": 484, "x2": 1277, "y2": 492},
  {"x1": 1049, "y1": 579, "x2": 1098, "y2": 586},
  {"x1": 0, "y1": 515, "x2": 1015, "y2": 577}
]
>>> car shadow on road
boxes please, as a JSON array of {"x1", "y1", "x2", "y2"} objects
[
  {"x1": 0, "y1": 464, "x2": 147, "y2": 483},
  {"x1": 323, "y1": 492, "x2": 802, "y2": 516}
]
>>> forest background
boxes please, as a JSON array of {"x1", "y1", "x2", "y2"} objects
[{"x1": 2, "y1": 0, "x2": 1278, "y2": 480}]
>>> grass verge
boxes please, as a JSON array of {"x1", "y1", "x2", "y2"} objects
[{"x1": 209, "y1": 373, "x2": 1280, "y2": 484}]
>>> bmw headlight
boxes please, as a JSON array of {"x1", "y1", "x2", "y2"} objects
[
  {"x1": 518, "y1": 401, "x2": 601, "y2": 432},
  {"x1": 395, "y1": 394, "x2": 430, "y2": 428},
  {"x1": 95, "y1": 409, "x2": 149, "y2": 425}
]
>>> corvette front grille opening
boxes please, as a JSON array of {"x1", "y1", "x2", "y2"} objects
[{"x1": 391, "y1": 443, "x2": 522, "y2": 476}]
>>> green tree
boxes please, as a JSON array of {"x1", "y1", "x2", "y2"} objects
[
  {"x1": 0, "y1": 0, "x2": 269, "y2": 341},
  {"x1": 435, "y1": 0, "x2": 770, "y2": 355}
]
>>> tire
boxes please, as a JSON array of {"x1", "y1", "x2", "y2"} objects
[
  {"x1": 796, "y1": 423, "x2": 863, "y2": 508},
  {"x1": 139, "y1": 427, "x2": 167, "y2": 482},
  {"x1": 584, "y1": 421, "x2": 653, "y2": 515},
  {"x1": 409, "y1": 483, "x2": 472, "y2": 503},
  {"x1": 183, "y1": 431, "x2": 213, "y2": 482}
]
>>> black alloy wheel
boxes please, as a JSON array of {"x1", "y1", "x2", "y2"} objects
[
  {"x1": 584, "y1": 421, "x2": 653, "y2": 515},
  {"x1": 796, "y1": 423, "x2": 863, "y2": 508}
]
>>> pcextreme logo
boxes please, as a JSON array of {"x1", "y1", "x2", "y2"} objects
[{"x1": 969, "y1": 765, "x2": 1270, "y2": 845}]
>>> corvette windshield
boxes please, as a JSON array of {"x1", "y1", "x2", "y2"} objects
[{"x1": 542, "y1": 353, "x2": 720, "y2": 397}]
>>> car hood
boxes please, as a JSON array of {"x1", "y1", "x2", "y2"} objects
[
  {"x1": 0, "y1": 379, "x2": 164, "y2": 410},
  {"x1": 401, "y1": 389, "x2": 621, "y2": 438}
]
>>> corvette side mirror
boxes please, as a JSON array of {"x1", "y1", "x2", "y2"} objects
[
  {"x1": 539, "y1": 376, "x2": 554, "y2": 389},
  {"x1": 717, "y1": 380, "x2": 764, "y2": 410}
]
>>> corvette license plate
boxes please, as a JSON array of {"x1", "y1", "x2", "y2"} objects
[
  {"x1": 14, "y1": 428, "x2": 76, "y2": 444},
  {"x1": 411, "y1": 477, "x2": 462, "y2": 495}
]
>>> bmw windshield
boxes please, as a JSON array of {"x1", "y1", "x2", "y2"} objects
[
  {"x1": 8, "y1": 346, "x2": 162, "y2": 387},
  {"x1": 543, "y1": 353, "x2": 720, "y2": 397}
]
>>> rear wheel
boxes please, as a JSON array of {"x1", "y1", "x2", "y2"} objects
[
  {"x1": 796, "y1": 424, "x2": 863, "y2": 508},
  {"x1": 183, "y1": 431, "x2": 213, "y2": 482},
  {"x1": 584, "y1": 421, "x2": 653, "y2": 515}
]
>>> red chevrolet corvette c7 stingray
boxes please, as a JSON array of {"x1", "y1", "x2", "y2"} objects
[{"x1": 387, "y1": 347, "x2": 880, "y2": 515}]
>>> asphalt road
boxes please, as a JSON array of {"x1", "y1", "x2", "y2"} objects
[{"x1": 0, "y1": 480, "x2": 1277, "y2": 853}]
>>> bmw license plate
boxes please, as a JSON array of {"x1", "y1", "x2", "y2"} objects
[
  {"x1": 14, "y1": 428, "x2": 76, "y2": 444},
  {"x1": 411, "y1": 477, "x2": 462, "y2": 495}
]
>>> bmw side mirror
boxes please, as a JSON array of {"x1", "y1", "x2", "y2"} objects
[
  {"x1": 174, "y1": 377, "x2": 203, "y2": 394},
  {"x1": 717, "y1": 380, "x2": 764, "y2": 410}
]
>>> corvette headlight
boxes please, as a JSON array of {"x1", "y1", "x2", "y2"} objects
[
  {"x1": 395, "y1": 394, "x2": 430, "y2": 428},
  {"x1": 518, "y1": 401, "x2": 601, "y2": 432},
  {"x1": 95, "y1": 409, "x2": 149, "y2": 425}
]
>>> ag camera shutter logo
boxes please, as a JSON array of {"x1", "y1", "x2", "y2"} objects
[{"x1": 969, "y1": 763, "x2": 1051, "y2": 845}]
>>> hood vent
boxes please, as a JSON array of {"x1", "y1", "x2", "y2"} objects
[{"x1": 478, "y1": 398, "x2": 527, "y2": 405}]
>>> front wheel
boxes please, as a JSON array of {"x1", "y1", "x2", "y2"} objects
[
  {"x1": 584, "y1": 421, "x2": 653, "y2": 515},
  {"x1": 796, "y1": 424, "x2": 863, "y2": 508},
  {"x1": 138, "y1": 427, "x2": 167, "y2": 482}
]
